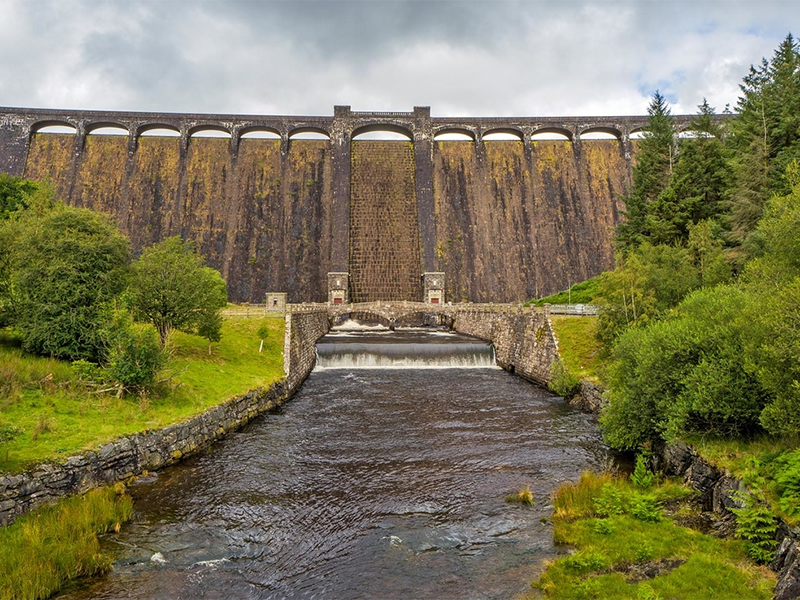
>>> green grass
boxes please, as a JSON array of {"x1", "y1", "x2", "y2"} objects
[
  {"x1": 526, "y1": 277, "x2": 600, "y2": 307},
  {"x1": 0, "y1": 483, "x2": 133, "y2": 600},
  {"x1": 550, "y1": 316, "x2": 605, "y2": 383},
  {"x1": 0, "y1": 316, "x2": 285, "y2": 473},
  {"x1": 529, "y1": 471, "x2": 775, "y2": 600}
]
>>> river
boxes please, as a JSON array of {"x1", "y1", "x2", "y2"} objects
[{"x1": 60, "y1": 330, "x2": 606, "y2": 599}]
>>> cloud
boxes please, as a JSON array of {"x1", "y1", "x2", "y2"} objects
[{"x1": 0, "y1": 0, "x2": 795, "y2": 117}]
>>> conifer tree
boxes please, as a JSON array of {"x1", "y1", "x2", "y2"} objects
[
  {"x1": 728, "y1": 34, "x2": 800, "y2": 245},
  {"x1": 616, "y1": 91, "x2": 677, "y2": 251},
  {"x1": 647, "y1": 99, "x2": 731, "y2": 245}
]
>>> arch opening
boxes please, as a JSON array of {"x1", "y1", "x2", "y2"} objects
[
  {"x1": 629, "y1": 130, "x2": 647, "y2": 140},
  {"x1": 87, "y1": 125, "x2": 128, "y2": 136},
  {"x1": 289, "y1": 127, "x2": 330, "y2": 140},
  {"x1": 190, "y1": 126, "x2": 231, "y2": 138},
  {"x1": 579, "y1": 127, "x2": 621, "y2": 141},
  {"x1": 32, "y1": 124, "x2": 77, "y2": 135},
  {"x1": 139, "y1": 125, "x2": 180, "y2": 137},
  {"x1": 532, "y1": 131, "x2": 571, "y2": 141},
  {"x1": 352, "y1": 124, "x2": 413, "y2": 141},
  {"x1": 241, "y1": 129, "x2": 281, "y2": 140},
  {"x1": 434, "y1": 129, "x2": 476, "y2": 142},
  {"x1": 482, "y1": 129, "x2": 524, "y2": 142}
]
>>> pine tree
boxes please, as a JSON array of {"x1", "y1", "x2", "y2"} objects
[
  {"x1": 728, "y1": 34, "x2": 800, "y2": 245},
  {"x1": 616, "y1": 91, "x2": 677, "y2": 251},
  {"x1": 646, "y1": 99, "x2": 731, "y2": 245}
]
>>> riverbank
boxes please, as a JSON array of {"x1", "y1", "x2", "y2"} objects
[
  {"x1": 528, "y1": 470, "x2": 776, "y2": 599},
  {"x1": 0, "y1": 317, "x2": 284, "y2": 474}
]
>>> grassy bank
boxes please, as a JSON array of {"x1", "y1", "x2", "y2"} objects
[
  {"x1": 529, "y1": 471, "x2": 775, "y2": 599},
  {"x1": 0, "y1": 316, "x2": 284, "y2": 473},
  {"x1": 0, "y1": 483, "x2": 133, "y2": 600},
  {"x1": 550, "y1": 316, "x2": 604, "y2": 383}
]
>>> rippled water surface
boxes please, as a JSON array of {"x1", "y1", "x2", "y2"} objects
[{"x1": 61, "y1": 331, "x2": 606, "y2": 600}]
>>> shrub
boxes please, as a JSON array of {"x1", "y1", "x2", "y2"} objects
[
  {"x1": 549, "y1": 359, "x2": 581, "y2": 398},
  {"x1": 103, "y1": 315, "x2": 165, "y2": 395},
  {"x1": 594, "y1": 483, "x2": 625, "y2": 517},
  {"x1": 630, "y1": 494, "x2": 663, "y2": 523}
]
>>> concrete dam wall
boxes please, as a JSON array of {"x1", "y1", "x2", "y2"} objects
[{"x1": 0, "y1": 106, "x2": 666, "y2": 303}]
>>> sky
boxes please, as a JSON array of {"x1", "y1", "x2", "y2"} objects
[{"x1": 0, "y1": 0, "x2": 796, "y2": 118}]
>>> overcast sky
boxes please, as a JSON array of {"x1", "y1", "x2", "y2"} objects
[{"x1": 0, "y1": 0, "x2": 795, "y2": 118}]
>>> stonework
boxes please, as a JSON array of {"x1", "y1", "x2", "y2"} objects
[{"x1": 0, "y1": 105, "x2": 712, "y2": 304}]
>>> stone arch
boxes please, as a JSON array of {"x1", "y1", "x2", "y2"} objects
[
  {"x1": 578, "y1": 126, "x2": 622, "y2": 141},
  {"x1": 482, "y1": 127, "x2": 525, "y2": 142},
  {"x1": 433, "y1": 127, "x2": 477, "y2": 142},
  {"x1": 188, "y1": 124, "x2": 232, "y2": 138},
  {"x1": 351, "y1": 123, "x2": 413, "y2": 141},
  {"x1": 288, "y1": 126, "x2": 331, "y2": 140},
  {"x1": 239, "y1": 126, "x2": 282, "y2": 140},
  {"x1": 86, "y1": 122, "x2": 129, "y2": 135},
  {"x1": 31, "y1": 121, "x2": 77, "y2": 135},
  {"x1": 531, "y1": 126, "x2": 574, "y2": 141},
  {"x1": 137, "y1": 123, "x2": 181, "y2": 137}
]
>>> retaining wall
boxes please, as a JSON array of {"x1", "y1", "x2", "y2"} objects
[
  {"x1": 0, "y1": 309, "x2": 329, "y2": 526},
  {"x1": 453, "y1": 307, "x2": 559, "y2": 385}
]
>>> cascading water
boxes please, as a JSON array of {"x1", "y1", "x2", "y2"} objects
[
  {"x1": 58, "y1": 329, "x2": 606, "y2": 600},
  {"x1": 315, "y1": 330, "x2": 497, "y2": 370}
]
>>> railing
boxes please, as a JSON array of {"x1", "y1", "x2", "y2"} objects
[{"x1": 545, "y1": 304, "x2": 599, "y2": 316}]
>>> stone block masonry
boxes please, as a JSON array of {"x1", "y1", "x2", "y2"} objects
[
  {"x1": 453, "y1": 306, "x2": 559, "y2": 386},
  {"x1": 0, "y1": 309, "x2": 330, "y2": 526}
]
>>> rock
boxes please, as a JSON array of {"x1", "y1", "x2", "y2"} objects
[
  {"x1": 773, "y1": 538, "x2": 800, "y2": 600},
  {"x1": 150, "y1": 552, "x2": 168, "y2": 564}
]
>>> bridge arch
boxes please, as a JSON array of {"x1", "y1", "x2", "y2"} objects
[
  {"x1": 188, "y1": 124, "x2": 231, "y2": 138},
  {"x1": 31, "y1": 121, "x2": 77, "y2": 135},
  {"x1": 85, "y1": 122, "x2": 129, "y2": 135},
  {"x1": 288, "y1": 126, "x2": 331, "y2": 140},
  {"x1": 137, "y1": 123, "x2": 181, "y2": 137},
  {"x1": 578, "y1": 126, "x2": 622, "y2": 140},
  {"x1": 433, "y1": 127, "x2": 477, "y2": 142},
  {"x1": 531, "y1": 126, "x2": 574, "y2": 141},
  {"x1": 482, "y1": 128, "x2": 525, "y2": 142},
  {"x1": 239, "y1": 126, "x2": 282, "y2": 139},
  {"x1": 352, "y1": 123, "x2": 413, "y2": 141}
]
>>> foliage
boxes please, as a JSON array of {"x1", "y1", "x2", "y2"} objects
[
  {"x1": 646, "y1": 100, "x2": 732, "y2": 246},
  {"x1": 506, "y1": 485, "x2": 534, "y2": 505},
  {"x1": 0, "y1": 174, "x2": 35, "y2": 220},
  {"x1": 727, "y1": 34, "x2": 800, "y2": 247},
  {"x1": 10, "y1": 204, "x2": 130, "y2": 361},
  {"x1": 102, "y1": 311, "x2": 166, "y2": 395},
  {"x1": 732, "y1": 492, "x2": 778, "y2": 563},
  {"x1": 617, "y1": 91, "x2": 678, "y2": 251},
  {"x1": 532, "y1": 472, "x2": 775, "y2": 600},
  {"x1": 0, "y1": 317, "x2": 284, "y2": 473},
  {"x1": 594, "y1": 482, "x2": 625, "y2": 517},
  {"x1": 549, "y1": 358, "x2": 581, "y2": 398},
  {"x1": 527, "y1": 277, "x2": 601, "y2": 306},
  {"x1": 630, "y1": 453, "x2": 655, "y2": 489},
  {"x1": 601, "y1": 285, "x2": 769, "y2": 449},
  {"x1": 129, "y1": 236, "x2": 227, "y2": 345},
  {"x1": 0, "y1": 483, "x2": 133, "y2": 600}
]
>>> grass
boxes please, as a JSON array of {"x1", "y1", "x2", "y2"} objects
[
  {"x1": 0, "y1": 483, "x2": 133, "y2": 600},
  {"x1": 526, "y1": 277, "x2": 601, "y2": 307},
  {"x1": 549, "y1": 316, "x2": 605, "y2": 383},
  {"x1": 528, "y1": 471, "x2": 776, "y2": 600},
  {"x1": 0, "y1": 316, "x2": 285, "y2": 473},
  {"x1": 506, "y1": 485, "x2": 534, "y2": 505}
]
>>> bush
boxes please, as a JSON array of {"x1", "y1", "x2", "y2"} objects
[
  {"x1": 549, "y1": 359, "x2": 581, "y2": 398},
  {"x1": 103, "y1": 315, "x2": 165, "y2": 395}
]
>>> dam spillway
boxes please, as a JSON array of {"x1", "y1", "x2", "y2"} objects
[{"x1": 58, "y1": 330, "x2": 606, "y2": 600}]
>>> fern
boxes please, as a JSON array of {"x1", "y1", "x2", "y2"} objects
[
  {"x1": 732, "y1": 492, "x2": 777, "y2": 563},
  {"x1": 631, "y1": 453, "x2": 655, "y2": 489}
]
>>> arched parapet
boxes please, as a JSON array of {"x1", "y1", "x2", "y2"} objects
[
  {"x1": 577, "y1": 125, "x2": 623, "y2": 141},
  {"x1": 85, "y1": 121, "x2": 130, "y2": 135},
  {"x1": 351, "y1": 122, "x2": 414, "y2": 141},
  {"x1": 187, "y1": 123, "x2": 232, "y2": 138},
  {"x1": 30, "y1": 119, "x2": 80, "y2": 135},
  {"x1": 135, "y1": 122, "x2": 182, "y2": 137},
  {"x1": 480, "y1": 127, "x2": 526, "y2": 143},
  {"x1": 530, "y1": 126, "x2": 575, "y2": 142},
  {"x1": 288, "y1": 125, "x2": 331, "y2": 140},
  {"x1": 432, "y1": 127, "x2": 477, "y2": 142}
]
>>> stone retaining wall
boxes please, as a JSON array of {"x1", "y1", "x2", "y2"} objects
[
  {"x1": 453, "y1": 308, "x2": 559, "y2": 385},
  {"x1": 0, "y1": 309, "x2": 330, "y2": 526}
]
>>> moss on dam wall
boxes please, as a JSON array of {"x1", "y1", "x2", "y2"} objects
[{"x1": 23, "y1": 134, "x2": 629, "y2": 303}]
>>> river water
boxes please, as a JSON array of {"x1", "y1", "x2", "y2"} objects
[{"x1": 60, "y1": 330, "x2": 606, "y2": 600}]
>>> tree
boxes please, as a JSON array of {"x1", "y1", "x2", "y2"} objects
[
  {"x1": 0, "y1": 174, "x2": 35, "y2": 220},
  {"x1": 11, "y1": 205, "x2": 130, "y2": 360},
  {"x1": 647, "y1": 100, "x2": 732, "y2": 245},
  {"x1": 616, "y1": 91, "x2": 677, "y2": 251},
  {"x1": 129, "y1": 237, "x2": 227, "y2": 345},
  {"x1": 727, "y1": 34, "x2": 800, "y2": 247}
]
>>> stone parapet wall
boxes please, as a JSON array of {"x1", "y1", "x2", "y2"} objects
[
  {"x1": 0, "y1": 309, "x2": 330, "y2": 527},
  {"x1": 453, "y1": 307, "x2": 559, "y2": 385}
]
